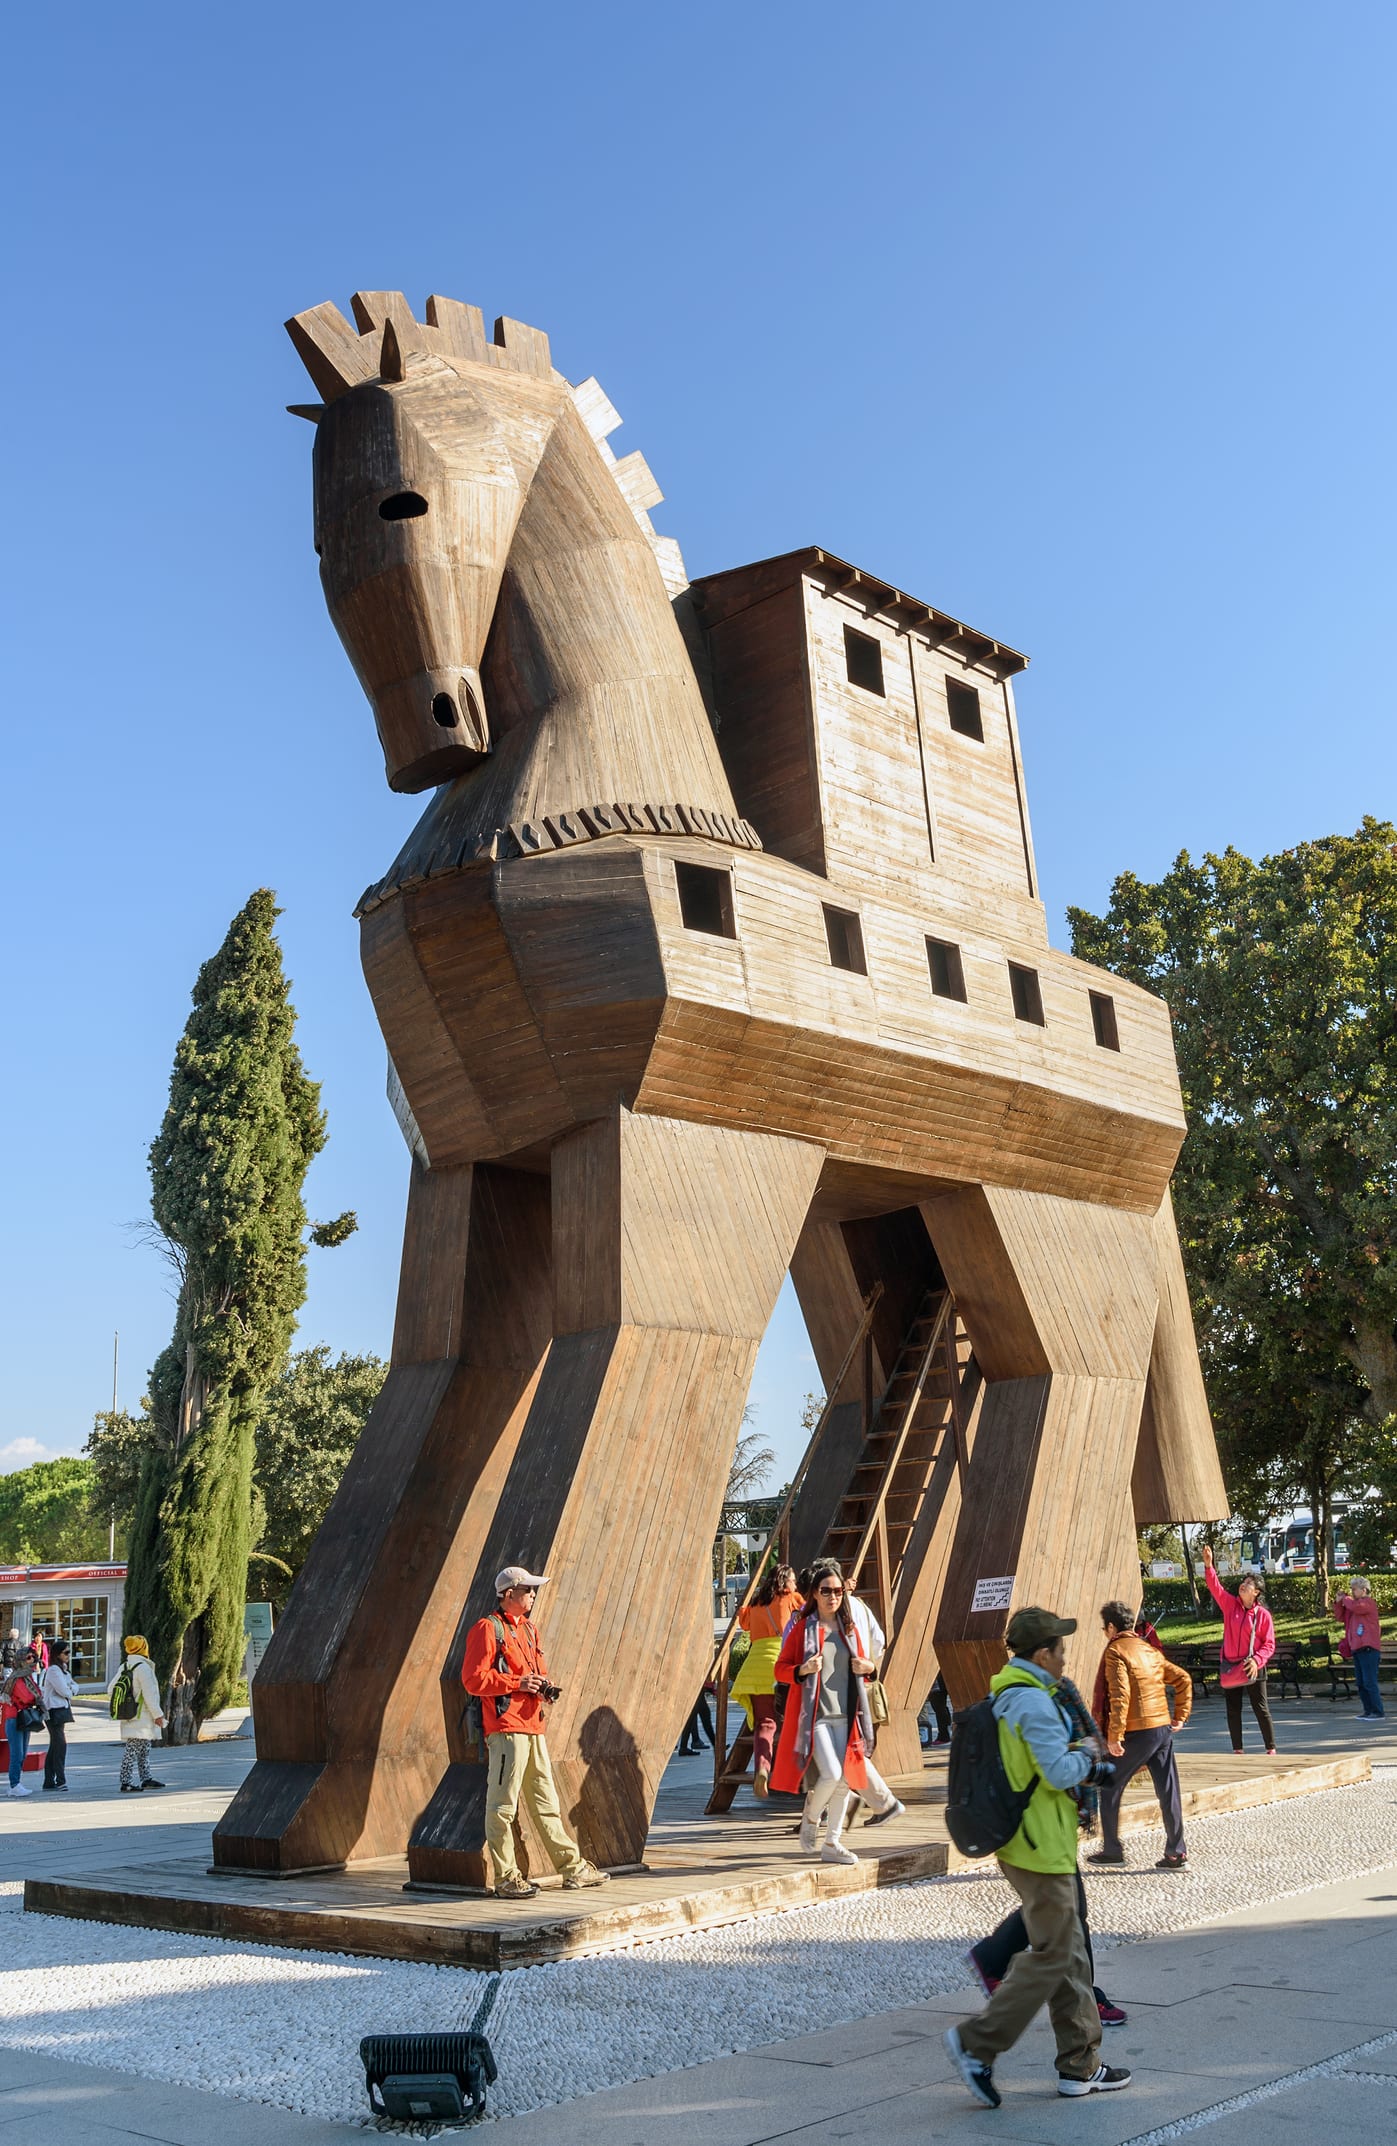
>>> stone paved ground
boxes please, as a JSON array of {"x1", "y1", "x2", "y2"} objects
[{"x1": 2, "y1": 1700, "x2": 1395, "y2": 2141}]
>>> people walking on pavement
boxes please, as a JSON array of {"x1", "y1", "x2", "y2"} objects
[
  {"x1": 920, "y1": 1673, "x2": 952, "y2": 1745},
  {"x1": 678, "y1": 1681, "x2": 717, "y2": 1756},
  {"x1": 771, "y1": 1559, "x2": 904, "y2": 1866},
  {"x1": 41, "y1": 1638, "x2": 76, "y2": 1791},
  {"x1": 967, "y1": 1871, "x2": 1128, "y2": 2031},
  {"x1": 460, "y1": 1565, "x2": 609, "y2": 1901},
  {"x1": 3, "y1": 1647, "x2": 45, "y2": 1797},
  {"x1": 1202, "y1": 1546, "x2": 1278, "y2": 1754},
  {"x1": 944, "y1": 1606, "x2": 1130, "y2": 2108},
  {"x1": 107, "y1": 1635, "x2": 167, "y2": 1792},
  {"x1": 1087, "y1": 1601, "x2": 1193, "y2": 1868},
  {"x1": 733, "y1": 1563, "x2": 802, "y2": 1796},
  {"x1": 1331, "y1": 1577, "x2": 1386, "y2": 1720}
]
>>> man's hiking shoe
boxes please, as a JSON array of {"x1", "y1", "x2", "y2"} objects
[
  {"x1": 965, "y1": 1950, "x2": 1000, "y2": 1999},
  {"x1": 1097, "y1": 1997, "x2": 1128, "y2": 2027},
  {"x1": 494, "y1": 1875, "x2": 538, "y2": 1900},
  {"x1": 865, "y1": 1795, "x2": 905, "y2": 1826},
  {"x1": 562, "y1": 1862, "x2": 609, "y2": 1889},
  {"x1": 1157, "y1": 1851, "x2": 1188, "y2": 1868},
  {"x1": 1086, "y1": 1848, "x2": 1125, "y2": 1865},
  {"x1": 944, "y1": 2026, "x2": 1000, "y2": 2109},
  {"x1": 1058, "y1": 2065, "x2": 1131, "y2": 2096}
]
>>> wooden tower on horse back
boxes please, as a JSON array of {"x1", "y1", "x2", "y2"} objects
[{"x1": 212, "y1": 291, "x2": 1225, "y2": 1882}]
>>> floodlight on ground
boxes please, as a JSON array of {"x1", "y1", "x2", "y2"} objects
[{"x1": 360, "y1": 2030, "x2": 497, "y2": 2124}]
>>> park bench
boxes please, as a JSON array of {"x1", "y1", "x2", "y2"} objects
[
  {"x1": 1309, "y1": 1635, "x2": 1397, "y2": 1703},
  {"x1": 1163, "y1": 1641, "x2": 1302, "y2": 1702}
]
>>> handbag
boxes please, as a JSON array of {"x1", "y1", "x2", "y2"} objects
[
  {"x1": 866, "y1": 1676, "x2": 890, "y2": 1728},
  {"x1": 14, "y1": 1704, "x2": 44, "y2": 1732},
  {"x1": 1219, "y1": 1610, "x2": 1261, "y2": 1689}
]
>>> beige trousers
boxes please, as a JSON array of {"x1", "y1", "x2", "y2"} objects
[
  {"x1": 485, "y1": 1732, "x2": 586, "y2": 1882},
  {"x1": 958, "y1": 1863, "x2": 1101, "y2": 2082}
]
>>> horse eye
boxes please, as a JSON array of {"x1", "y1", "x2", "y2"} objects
[{"x1": 378, "y1": 491, "x2": 429, "y2": 521}]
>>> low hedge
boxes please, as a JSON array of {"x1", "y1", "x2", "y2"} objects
[{"x1": 1140, "y1": 1573, "x2": 1397, "y2": 1619}]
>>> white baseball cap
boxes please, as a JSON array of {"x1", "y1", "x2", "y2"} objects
[{"x1": 495, "y1": 1566, "x2": 550, "y2": 1593}]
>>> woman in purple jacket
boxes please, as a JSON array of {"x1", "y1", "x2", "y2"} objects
[{"x1": 1202, "y1": 1545, "x2": 1277, "y2": 1755}]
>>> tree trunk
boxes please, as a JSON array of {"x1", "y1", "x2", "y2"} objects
[
  {"x1": 164, "y1": 1622, "x2": 202, "y2": 1746},
  {"x1": 1178, "y1": 1521, "x2": 1201, "y2": 1615},
  {"x1": 1310, "y1": 1474, "x2": 1331, "y2": 1611}
]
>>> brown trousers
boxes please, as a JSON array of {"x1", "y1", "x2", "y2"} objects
[{"x1": 958, "y1": 1863, "x2": 1101, "y2": 2081}]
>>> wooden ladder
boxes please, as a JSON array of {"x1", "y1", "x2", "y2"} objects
[{"x1": 822, "y1": 1287, "x2": 969, "y2": 1638}]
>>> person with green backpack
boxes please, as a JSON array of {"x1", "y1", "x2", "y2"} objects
[
  {"x1": 943, "y1": 1607, "x2": 1131, "y2": 2109},
  {"x1": 106, "y1": 1635, "x2": 167, "y2": 1792}
]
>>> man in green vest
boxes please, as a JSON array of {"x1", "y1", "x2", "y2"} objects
[{"x1": 944, "y1": 1607, "x2": 1132, "y2": 2107}]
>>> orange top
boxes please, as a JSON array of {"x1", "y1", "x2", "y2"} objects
[
  {"x1": 738, "y1": 1589, "x2": 802, "y2": 1642},
  {"x1": 461, "y1": 1605, "x2": 552, "y2": 1736}
]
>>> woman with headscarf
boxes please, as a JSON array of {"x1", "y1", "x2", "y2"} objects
[
  {"x1": 733, "y1": 1562, "x2": 803, "y2": 1797},
  {"x1": 771, "y1": 1558, "x2": 904, "y2": 1862},
  {"x1": 106, "y1": 1636, "x2": 167, "y2": 1793}
]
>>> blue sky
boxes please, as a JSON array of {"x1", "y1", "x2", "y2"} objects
[{"x1": 2, "y1": 4, "x2": 1393, "y2": 1486}]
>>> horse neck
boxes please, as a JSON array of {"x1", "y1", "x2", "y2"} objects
[
  {"x1": 377, "y1": 400, "x2": 739, "y2": 884},
  {"x1": 483, "y1": 401, "x2": 736, "y2": 823}
]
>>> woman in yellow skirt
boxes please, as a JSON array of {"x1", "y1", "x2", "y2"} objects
[{"x1": 733, "y1": 1563, "x2": 803, "y2": 1796}]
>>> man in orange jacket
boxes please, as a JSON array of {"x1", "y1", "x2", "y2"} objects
[{"x1": 461, "y1": 1565, "x2": 609, "y2": 1901}]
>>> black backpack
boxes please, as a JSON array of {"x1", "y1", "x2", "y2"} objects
[{"x1": 944, "y1": 1694, "x2": 1038, "y2": 1858}]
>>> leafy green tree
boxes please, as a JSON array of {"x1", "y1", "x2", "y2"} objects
[
  {"x1": 0, "y1": 1457, "x2": 104, "y2": 1564},
  {"x1": 251, "y1": 1346, "x2": 386, "y2": 1597},
  {"x1": 125, "y1": 890, "x2": 355, "y2": 1739},
  {"x1": 84, "y1": 1409, "x2": 151, "y2": 1548},
  {"x1": 1071, "y1": 819, "x2": 1397, "y2": 1603}
]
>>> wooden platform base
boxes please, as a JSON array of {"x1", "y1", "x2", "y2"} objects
[{"x1": 25, "y1": 1749, "x2": 1369, "y2": 1970}]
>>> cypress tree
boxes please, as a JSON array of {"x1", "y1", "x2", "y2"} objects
[{"x1": 125, "y1": 890, "x2": 354, "y2": 1740}]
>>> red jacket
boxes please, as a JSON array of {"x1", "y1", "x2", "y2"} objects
[
  {"x1": 461, "y1": 1606, "x2": 552, "y2": 1736},
  {"x1": 769, "y1": 1611, "x2": 869, "y2": 1795},
  {"x1": 2, "y1": 1674, "x2": 40, "y2": 1723}
]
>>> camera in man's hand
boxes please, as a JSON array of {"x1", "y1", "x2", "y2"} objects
[
  {"x1": 1086, "y1": 1756, "x2": 1116, "y2": 1787},
  {"x1": 538, "y1": 1680, "x2": 562, "y2": 1704}
]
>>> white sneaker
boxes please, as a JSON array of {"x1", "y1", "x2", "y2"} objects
[
  {"x1": 822, "y1": 1838, "x2": 859, "y2": 1864},
  {"x1": 799, "y1": 1818, "x2": 820, "y2": 1855},
  {"x1": 9, "y1": 1784, "x2": 33, "y2": 1797}
]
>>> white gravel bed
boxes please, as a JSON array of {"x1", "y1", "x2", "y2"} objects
[{"x1": 3, "y1": 1778, "x2": 1397, "y2": 2130}]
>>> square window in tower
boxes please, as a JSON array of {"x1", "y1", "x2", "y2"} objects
[
  {"x1": 844, "y1": 625, "x2": 885, "y2": 697},
  {"x1": 947, "y1": 677, "x2": 985, "y2": 740}
]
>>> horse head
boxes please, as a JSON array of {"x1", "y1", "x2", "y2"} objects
[{"x1": 287, "y1": 293, "x2": 571, "y2": 793}]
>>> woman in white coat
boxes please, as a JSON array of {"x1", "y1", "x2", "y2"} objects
[{"x1": 106, "y1": 1635, "x2": 167, "y2": 1792}]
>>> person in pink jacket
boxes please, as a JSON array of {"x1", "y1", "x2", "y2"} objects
[
  {"x1": 1331, "y1": 1578, "x2": 1386, "y2": 1720},
  {"x1": 1201, "y1": 1546, "x2": 1277, "y2": 1755}
]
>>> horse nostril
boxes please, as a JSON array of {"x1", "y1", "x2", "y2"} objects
[{"x1": 431, "y1": 693, "x2": 458, "y2": 728}]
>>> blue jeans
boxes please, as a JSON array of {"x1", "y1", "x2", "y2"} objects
[
  {"x1": 6, "y1": 1722, "x2": 30, "y2": 1787},
  {"x1": 1353, "y1": 1648, "x2": 1385, "y2": 1717}
]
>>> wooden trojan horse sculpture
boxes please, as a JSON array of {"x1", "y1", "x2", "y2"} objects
[{"x1": 213, "y1": 291, "x2": 1225, "y2": 1882}]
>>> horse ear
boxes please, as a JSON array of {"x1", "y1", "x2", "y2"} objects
[{"x1": 380, "y1": 318, "x2": 406, "y2": 383}]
